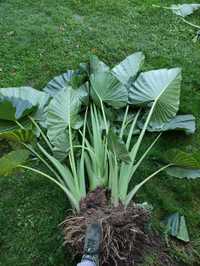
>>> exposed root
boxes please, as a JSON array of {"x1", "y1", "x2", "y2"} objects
[
  {"x1": 62, "y1": 188, "x2": 150, "y2": 265},
  {"x1": 62, "y1": 188, "x2": 180, "y2": 265}
]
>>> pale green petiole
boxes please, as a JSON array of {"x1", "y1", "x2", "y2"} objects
[
  {"x1": 125, "y1": 164, "x2": 173, "y2": 206},
  {"x1": 19, "y1": 165, "x2": 80, "y2": 212},
  {"x1": 28, "y1": 116, "x2": 53, "y2": 152}
]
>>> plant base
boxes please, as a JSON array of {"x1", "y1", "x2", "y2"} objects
[{"x1": 62, "y1": 188, "x2": 175, "y2": 266}]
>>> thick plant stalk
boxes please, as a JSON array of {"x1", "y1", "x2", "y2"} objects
[
  {"x1": 118, "y1": 110, "x2": 141, "y2": 201},
  {"x1": 67, "y1": 102, "x2": 80, "y2": 196},
  {"x1": 85, "y1": 104, "x2": 108, "y2": 190},
  {"x1": 181, "y1": 18, "x2": 200, "y2": 29},
  {"x1": 38, "y1": 144, "x2": 76, "y2": 192},
  {"x1": 15, "y1": 120, "x2": 25, "y2": 130},
  {"x1": 100, "y1": 99, "x2": 109, "y2": 134},
  {"x1": 129, "y1": 133, "x2": 162, "y2": 181},
  {"x1": 120, "y1": 105, "x2": 129, "y2": 139},
  {"x1": 78, "y1": 108, "x2": 88, "y2": 197},
  {"x1": 37, "y1": 143, "x2": 77, "y2": 198},
  {"x1": 19, "y1": 165, "x2": 80, "y2": 212},
  {"x1": 130, "y1": 101, "x2": 157, "y2": 164},
  {"x1": 119, "y1": 133, "x2": 161, "y2": 203},
  {"x1": 119, "y1": 83, "x2": 172, "y2": 203},
  {"x1": 109, "y1": 152, "x2": 119, "y2": 207},
  {"x1": 23, "y1": 143, "x2": 65, "y2": 186},
  {"x1": 152, "y1": 4, "x2": 173, "y2": 10},
  {"x1": 126, "y1": 109, "x2": 141, "y2": 150},
  {"x1": 68, "y1": 130, "x2": 78, "y2": 186},
  {"x1": 125, "y1": 164, "x2": 173, "y2": 206}
]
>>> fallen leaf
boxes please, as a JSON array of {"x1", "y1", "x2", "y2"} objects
[{"x1": 171, "y1": 4, "x2": 200, "y2": 17}]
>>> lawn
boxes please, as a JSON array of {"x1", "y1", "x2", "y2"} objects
[{"x1": 0, "y1": 0, "x2": 200, "y2": 265}]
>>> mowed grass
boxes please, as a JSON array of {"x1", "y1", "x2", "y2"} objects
[{"x1": 0, "y1": 0, "x2": 200, "y2": 265}]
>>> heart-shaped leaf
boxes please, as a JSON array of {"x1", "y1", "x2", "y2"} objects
[
  {"x1": 90, "y1": 71, "x2": 128, "y2": 108},
  {"x1": 166, "y1": 167, "x2": 200, "y2": 179},
  {"x1": 90, "y1": 55, "x2": 109, "y2": 75},
  {"x1": 164, "y1": 213, "x2": 190, "y2": 242},
  {"x1": 0, "y1": 87, "x2": 48, "y2": 121},
  {"x1": 43, "y1": 71, "x2": 74, "y2": 97},
  {"x1": 164, "y1": 149, "x2": 200, "y2": 179},
  {"x1": 0, "y1": 128, "x2": 34, "y2": 143},
  {"x1": 0, "y1": 149, "x2": 30, "y2": 176},
  {"x1": 47, "y1": 86, "x2": 87, "y2": 156},
  {"x1": 171, "y1": 4, "x2": 200, "y2": 17},
  {"x1": 138, "y1": 114, "x2": 196, "y2": 135},
  {"x1": 129, "y1": 68, "x2": 182, "y2": 126},
  {"x1": 43, "y1": 69, "x2": 87, "y2": 97},
  {"x1": 112, "y1": 52, "x2": 145, "y2": 84},
  {"x1": 165, "y1": 149, "x2": 200, "y2": 168}
]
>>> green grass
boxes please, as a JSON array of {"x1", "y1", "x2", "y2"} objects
[{"x1": 0, "y1": 0, "x2": 200, "y2": 265}]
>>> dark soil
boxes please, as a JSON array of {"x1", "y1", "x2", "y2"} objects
[{"x1": 62, "y1": 188, "x2": 177, "y2": 266}]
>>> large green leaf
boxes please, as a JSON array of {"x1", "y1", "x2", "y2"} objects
[
  {"x1": 47, "y1": 86, "x2": 87, "y2": 156},
  {"x1": 43, "y1": 70, "x2": 87, "y2": 97},
  {"x1": 90, "y1": 71, "x2": 128, "y2": 108},
  {"x1": 164, "y1": 149, "x2": 200, "y2": 179},
  {"x1": 138, "y1": 114, "x2": 196, "y2": 135},
  {"x1": 0, "y1": 87, "x2": 48, "y2": 121},
  {"x1": 89, "y1": 55, "x2": 109, "y2": 75},
  {"x1": 166, "y1": 167, "x2": 200, "y2": 179},
  {"x1": 164, "y1": 213, "x2": 190, "y2": 242},
  {"x1": 129, "y1": 68, "x2": 182, "y2": 126},
  {"x1": 0, "y1": 149, "x2": 30, "y2": 176},
  {"x1": 171, "y1": 4, "x2": 200, "y2": 17},
  {"x1": 0, "y1": 128, "x2": 34, "y2": 143},
  {"x1": 41, "y1": 81, "x2": 88, "y2": 129},
  {"x1": 112, "y1": 52, "x2": 145, "y2": 84},
  {"x1": 51, "y1": 131, "x2": 70, "y2": 161},
  {"x1": 33, "y1": 91, "x2": 51, "y2": 128},
  {"x1": 51, "y1": 131, "x2": 79, "y2": 161},
  {"x1": 44, "y1": 71, "x2": 74, "y2": 97},
  {"x1": 165, "y1": 149, "x2": 200, "y2": 168}
]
